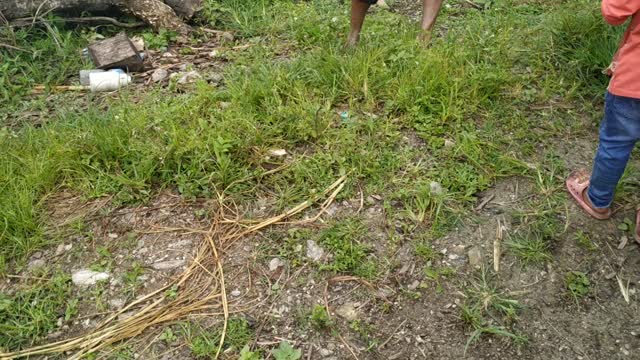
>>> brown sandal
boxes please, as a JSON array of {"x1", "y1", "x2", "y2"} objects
[{"x1": 566, "y1": 170, "x2": 611, "y2": 220}]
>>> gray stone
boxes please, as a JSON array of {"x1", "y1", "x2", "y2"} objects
[
  {"x1": 335, "y1": 302, "x2": 359, "y2": 321},
  {"x1": 231, "y1": 290, "x2": 241, "y2": 297},
  {"x1": 269, "y1": 257, "x2": 285, "y2": 272},
  {"x1": 109, "y1": 298, "x2": 126, "y2": 310},
  {"x1": 306, "y1": 240, "x2": 324, "y2": 262},
  {"x1": 177, "y1": 70, "x2": 202, "y2": 84},
  {"x1": 28, "y1": 258, "x2": 46, "y2": 271},
  {"x1": 221, "y1": 32, "x2": 235, "y2": 42},
  {"x1": 468, "y1": 247, "x2": 483, "y2": 268},
  {"x1": 151, "y1": 259, "x2": 185, "y2": 270},
  {"x1": 72, "y1": 270, "x2": 110, "y2": 286},
  {"x1": 151, "y1": 68, "x2": 169, "y2": 82},
  {"x1": 430, "y1": 181, "x2": 444, "y2": 195}
]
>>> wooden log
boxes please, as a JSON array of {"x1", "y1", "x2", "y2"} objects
[{"x1": 88, "y1": 32, "x2": 144, "y2": 72}]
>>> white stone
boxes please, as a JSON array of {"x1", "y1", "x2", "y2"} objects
[
  {"x1": 72, "y1": 270, "x2": 109, "y2": 286},
  {"x1": 306, "y1": 240, "x2": 324, "y2": 262}
]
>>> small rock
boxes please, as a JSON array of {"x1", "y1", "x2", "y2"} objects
[
  {"x1": 151, "y1": 259, "x2": 185, "y2": 270},
  {"x1": 269, "y1": 257, "x2": 285, "y2": 272},
  {"x1": 231, "y1": 290, "x2": 241, "y2": 297},
  {"x1": 468, "y1": 247, "x2": 483, "y2": 268},
  {"x1": 430, "y1": 181, "x2": 444, "y2": 195},
  {"x1": 108, "y1": 233, "x2": 119, "y2": 239},
  {"x1": 57, "y1": 317, "x2": 63, "y2": 327},
  {"x1": 209, "y1": 72, "x2": 224, "y2": 83},
  {"x1": 177, "y1": 70, "x2": 202, "y2": 84},
  {"x1": 109, "y1": 298, "x2": 125, "y2": 310},
  {"x1": 618, "y1": 236, "x2": 629, "y2": 250},
  {"x1": 448, "y1": 254, "x2": 459, "y2": 261},
  {"x1": 306, "y1": 240, "x2": 324, "y2": 262},
  {"x1": 32, "y1": 251, "x2": 43, "y2": 259},
  {"x1": 408, "y1": 280, "x2": 420, "y2": 291},
  {"x1": 221, "y1": 32, "x2": 235, "y2": 42},
  {"x1": 208, "y1": 49, "x2": 220, "y2": 58},
  {"x1": 444, "y1": 139, "x2": 456, "y2": 149},
  {"x1": 28, "y1": 258, "x2": 46, "y2": 271},
  {"x1": 161, "y1": 52, "x2": 175, "y2": 58},
  {"x1": 55, "y1": 244, "x2": 67, "y2": 256},
  {"x1": 335, "y1": 302, "x2": 359, "y2": 321},
  {"x1": 72, "y1": 270, "x2": 110, "y2": 286},
  {"x1": 151, "y1": 68, "x2": 169, "y2": 82},
  {"x1": 268, "y1": 149, "x2": 288, "y2": 157},
  {"x1": 319, "y1": 348, "x2": 332, "y2": 357},
  {"x1": 219, "y1": 101, "x2": 232, "y2": 109}
]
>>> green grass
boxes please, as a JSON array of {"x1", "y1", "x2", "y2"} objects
[
  {"x1": 0, "y1": 0, "x2": 617, "y2": 270},
  {"x1": 565, "y1": 271, "x2": 590, "y2": 303},
  {"x1": 182, "y1": 317, "x2": 254, "y2": 358},
  {"x1": 0, "y1": 274, "x2": 73, "y2": 351},
  {"x1": 318, "y1": 218, "x2": 378, "y2": 278},
  {"x1": 460, "y1": 269, "x2": 527, "y2": 353}
]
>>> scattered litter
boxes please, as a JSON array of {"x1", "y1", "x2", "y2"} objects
[
  {"x1": 80, "y1": 69, "x2": 105, "y2": 86},
  {"x1": 90, "y1": 70, "x2": 131, "y2": 92},
  {"x1": 340, "y1": 111, "x2": 350, "y2": 122}
]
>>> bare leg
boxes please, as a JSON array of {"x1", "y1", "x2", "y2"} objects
[
  {"x1": 347, "y1": 0, "x2": 371, "y2": 47},
  {"x1": 418, "y1": 0, "x2": 444, "y2": 43}
]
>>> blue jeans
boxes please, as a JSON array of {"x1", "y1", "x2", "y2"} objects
[{"x1": 588, "y1": 91, "x2": 640, "y2": 208}]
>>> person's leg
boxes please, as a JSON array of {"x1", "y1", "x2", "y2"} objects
[
  {"x1": 588, "y1": 92, "x2": 640, "y2": 208},
  {"x1": 418, "y1": 0, "x2": 444, "y2": 43},
  {"x1": 347, "y1": 0, "x2": 373, "y2": 47}
]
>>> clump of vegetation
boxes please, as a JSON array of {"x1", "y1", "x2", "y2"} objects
[
  {"x1": 460, "y1": 270, "x2": 527, "y2": 353},
  {"x1": 566, "y1": 271, "x2": 590, "y2": 302},
  {"x1": 318, "y1": 218, "x2": 378, "y2": 279},
  {"x1": 309, "y1": 305, "x2": 332, "y2": 330},
  {"x1": 0, "y1": 274, "x2": 73, "y2": 351}
]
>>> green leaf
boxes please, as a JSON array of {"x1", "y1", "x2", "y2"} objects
[
  {"x1": 271, "y1": 341, "x2": 302, "y2": 360},
  {"x1": 239, "y1": 345, "x2": 262, "y2": 360}
]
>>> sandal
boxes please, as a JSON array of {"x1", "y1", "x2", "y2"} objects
[{"x1": 566, "y1": 170, "x2": 611, "y2": 220}]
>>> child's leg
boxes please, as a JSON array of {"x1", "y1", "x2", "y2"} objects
[
  {"x1": 420, "y1": 0, "x2": 444, "y2": 32},
  {"x1": 347, "y1": 0, "x2": 373, "y2": 47},
  {"x1": 588, "y1": 92, "x2": 640, "y2": 208}
]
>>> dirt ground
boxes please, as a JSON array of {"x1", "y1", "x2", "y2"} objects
[{"x1": 3, "y1": 1, "x2": 640, "y2": 359}]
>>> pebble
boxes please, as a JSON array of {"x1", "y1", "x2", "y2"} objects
[
  {"x1": 268, "y1": 149, "x2": 288, "y2": 157},
  {"x1": 444, "y1": 139, "x2": 456, "y2": 148},
  {"x1": 430, "y1": 181, "x2": 444, "y2": 195},
  {"x1": 151, "y1": 68, "x2": 169, "y2": 82},
  {"x1": 108, "y1": 233, "x2": 119, "y2": 239},
  {"x1": 306, "y1": 240, "x2": 324, "y2": 262},
  {"x1": 335, "y1": 302, "x2": 359, "y2": 321},
  {"x1": 72, "y1": 270, "x2": 110, "y2": 286},
  {"x1": 231, "y1": 290, "x2": 241, "y2": 297},
  {"x1": 209, "y1": 72, "x2": 224, "y2": 83},
  {"x1": 28, "y1": 258, "x2": 46, "y2": 271},
  {"x1": 208, "y1": 49, "x2": 219, "y2": 58},
  {"x1": 109, "y1": 298, "x2": 125, "y2": 310},
  {"x1": 408, "y1": 280, "x2": 420, "y2": 291},
  {"x1": 151, "y1": 259, "x2": 185, "y2": 270},
  {"x1": 468, "y1": 247, "x2": 483, "y2": 268},
  {"x1": 269, "y1": 257, "x2": 285, "y2": 272},
  {"x1": 221, "y1": 32, "x2": 235, "y2": 42},
  {"x1": 319, "y1": 348, "x2": 332, "y2": 357},
  {"x1": 177, "y1": 70, "x2": 202, "y2": 84}
]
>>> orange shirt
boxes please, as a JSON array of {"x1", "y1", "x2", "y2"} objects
[{"x1": 602, "y1": 0, "x2": 640, "y2": 99}]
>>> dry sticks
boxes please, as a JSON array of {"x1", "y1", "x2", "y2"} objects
[{"x1": 0, "y1": 176, "x2": 347, "y2": 360}]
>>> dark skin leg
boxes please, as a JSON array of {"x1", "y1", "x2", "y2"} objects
[
  {"x1": 347, "y1": 0, "x2": 371, "y2": 47},
  {"x1": 347, "y1": 0, "x2": 445, "y2": 47}
]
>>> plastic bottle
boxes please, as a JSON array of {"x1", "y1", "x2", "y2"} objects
[
  {"x1": 89, "y1": 70, "x2": 132, "y2": 92},
  {"x1": 80, "y1": 69, "x2": 105, "y2": 86}
]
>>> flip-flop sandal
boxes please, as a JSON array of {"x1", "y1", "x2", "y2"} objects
[{"x1": 566, "y1": 170, "x2": 611, "y2": 220}]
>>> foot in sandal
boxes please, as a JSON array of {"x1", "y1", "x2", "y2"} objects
[{"x1": 566, "y1": 170, "x2": 612, "y2": 220}]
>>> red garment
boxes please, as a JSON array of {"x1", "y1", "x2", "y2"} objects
[{"x1": 602, "y1": 0, "x2": 640, "y2": 99}]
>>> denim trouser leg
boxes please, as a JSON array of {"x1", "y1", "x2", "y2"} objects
[{"x1": 588, "y1": 92, "x2": 640, "y2": 208}]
